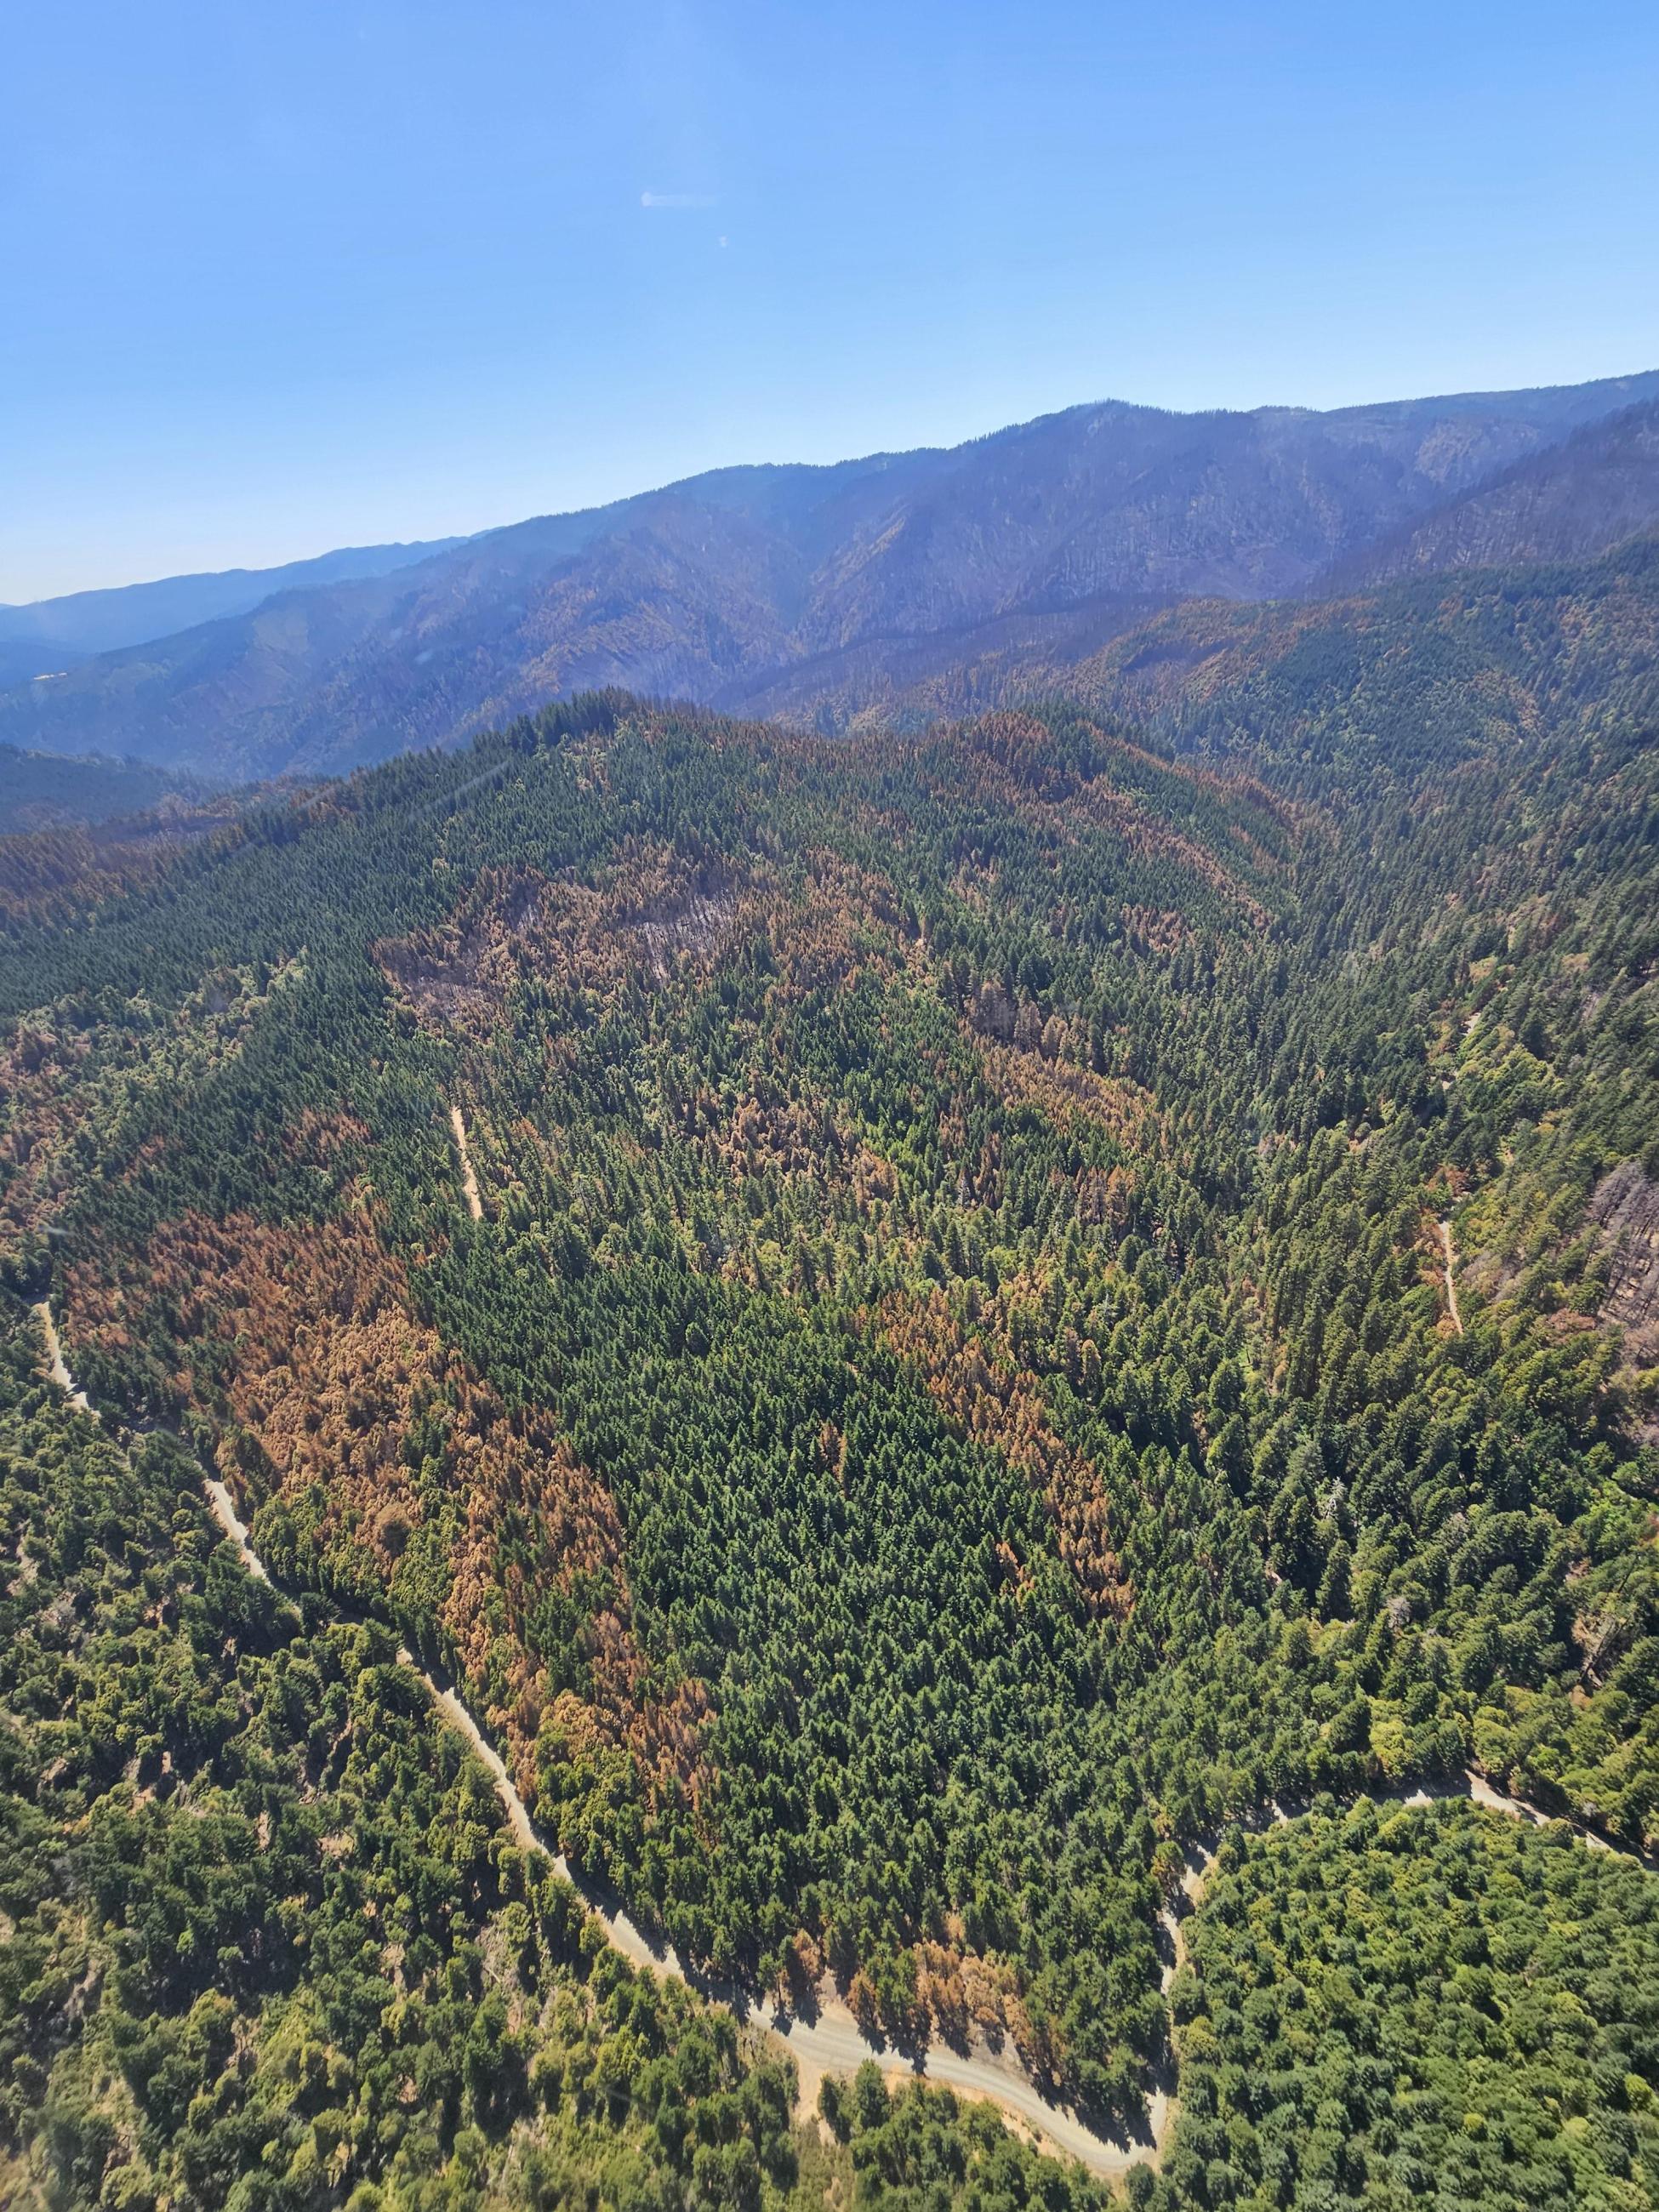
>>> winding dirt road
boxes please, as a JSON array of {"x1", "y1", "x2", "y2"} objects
[
  {"x1": 33, "y1": 1302, "x2": 1650, "y2": 2181},
  {"x1": 191, "y1": 1433, "x2": 1137, "y2": 2166},
  {"x1": 34, "y1": 1303, "x2": 1140, "y2": 2169}
]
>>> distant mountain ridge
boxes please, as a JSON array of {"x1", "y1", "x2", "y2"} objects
[
  {"x1": 0, "y1": 535, "x2": 466, "y2": 691},
  {"x1": 3, "y1": 368, "x2": 1657, "y2": 778}
]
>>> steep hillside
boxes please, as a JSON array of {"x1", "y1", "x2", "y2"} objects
[
  {"x1": 1063, "y1": 532, "x2": 1659, "y2": 773},
  {"x1": 1326, "y1": 399, "x2": 1659, "y2": 589},
  {"x1": 2, "y1": 669, "x2": 1656, "y2": 2212},
  {"x1": 835, "y1": 531, "x2": 1659, "y2": 760},
  {"x1": 0, "y1": 535, "x2": 465, "y2": 689},
  {"x1": 4, "y1": 369, "x2": 1656, "y2": 778}
]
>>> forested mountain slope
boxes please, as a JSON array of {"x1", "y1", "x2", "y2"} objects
[
  {"x1": 1326, "y1": 399, "x2": 1659, "y2": 590},
  {"x1": 834, "y1": 529, "x2": 1659, "y2": 752},
  {"x1": 1164, "y1": 1797, "x2": 1659, "y2": 2209},
  {"x1": 4, "y1": 368, "x2": 1656, "y2": 778},
  {"x1": 2, "y1": 669, "x2": 1656, "y2": 2209},
  {"x1": 0, "y1": 1299, "x2": 806, "y2": 2212},
  {"x1": 3, "y1": 1293, "x2": 1106, "y2": 2212},
  {"x1": 1061, "y1": 530, "x2": 1659, "y2": 774},
  {"x1": 0, "y1": 743, "x2": 215, "y2": 831}
]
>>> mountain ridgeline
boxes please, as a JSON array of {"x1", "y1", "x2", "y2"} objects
[
  {"x1": 0, "y1": 536, "x2": 465, "y2": 692},
  {"x1": 4, "y1": 368, "x2": 1659, "y2": 783},
  {"x1": 2, "y1": 623, "x2": 1657, "y2": 2210}
]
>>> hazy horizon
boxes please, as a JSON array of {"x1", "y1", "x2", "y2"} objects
[{"x1": 9, "y1": 356, "x2": 1659, "y2": 611}]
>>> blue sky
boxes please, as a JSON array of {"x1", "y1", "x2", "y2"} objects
[{"x1": 4, "y1": 0, "x2": 1656, "y2": 601}]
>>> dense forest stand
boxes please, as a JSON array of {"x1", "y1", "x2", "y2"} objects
[
  {"x1": 31, "y1": 1301, "x2": 1152, "y2": 2181},
  {"x1": 35, "y1": 1297, "x2": 1653, "y2": 2183}
]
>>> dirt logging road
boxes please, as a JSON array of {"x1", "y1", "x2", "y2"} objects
[
  {"x1": 1439, "y1": 1217, "x2": 1464, "y2": 1336},
  {"x1": 35, "y1": 1301, "x2": 1647, "y2": 2181},
  {"x1": 450, "y1": 1103, "x2": 484, "y2": 1220}
]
